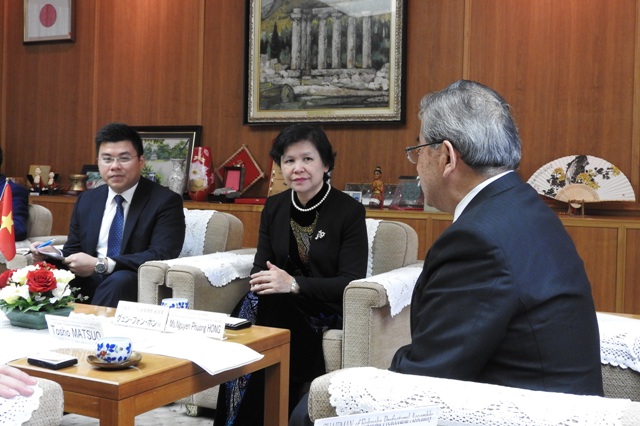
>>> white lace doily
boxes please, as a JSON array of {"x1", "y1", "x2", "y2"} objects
[
  {"x1": 365, "y1": 219, "x2": 381, "y2": 278},
  {"x1": 328, "y1": 367, "x2": 630, "y2": 426},
  {"x1": 180, "y1": 209, "x2": 216, "y2": 257},
  {"x1": 162, "y1": 252, "x2": 254, "y2": 287},
  {"x1": 352, "y1": 264, "x2": 421, "y2": 317},
  {"x1": 597, "y1": 313, "x2": 640, "y2": 372},
  {"x1": 0, "y1": 382, "x2": 43, "y2": 426}
]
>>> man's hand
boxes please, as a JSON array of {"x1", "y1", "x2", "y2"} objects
[
  {"x1": 64, "y1": 253, "x2": 98, "y2": 277},
  {"x1": 27, "y1": 241, "x2": 48, "y2": 263},
  {"x1": 0, "y1": 364, "x2": 37, "y2": 399}
]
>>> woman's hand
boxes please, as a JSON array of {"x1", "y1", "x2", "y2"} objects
[
  {"x1": 0, "y1": 365, "x2": 37, "y2": 399},
  {"x1": 250, "y1": 261, "x2": 294, "y2": 295}
]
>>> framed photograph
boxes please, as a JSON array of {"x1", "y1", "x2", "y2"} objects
[
  {"x1": 223, "y1": 166, "x2": 246, "y2": 192},
  {"x1": 81, "y1": 164, "x2": 104, "y2": 189},
  {"x1": 244, "y1": 0, "x2": 406, "y2": 124},
  {"x1": 344, "y1": 190, "x2": 362, "y2": 203},
  {"x1": 345, "y1": 182, "x2": 397, "y2": 207},
  {"x1": 133, "y1": 126, "x2": 202, "y2": 191},
  {"x1": 24, "y1": 0, "x2": 74, "y2": 44}
]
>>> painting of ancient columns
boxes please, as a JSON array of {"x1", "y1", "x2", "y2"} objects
[{"x1": 245, "y1": 0, "x2": 405, "y2": 124}]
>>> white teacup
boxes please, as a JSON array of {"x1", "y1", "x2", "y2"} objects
[
  {"x1": 96, "y1": 337, "x2": 132, "y2": 364},
  {"x1": 161, "y1": 298, "x2": 189, "y2": 309}
]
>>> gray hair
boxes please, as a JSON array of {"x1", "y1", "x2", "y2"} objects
[{"x1": 418, "y1": 80, "x2": 521, "y2": 175}]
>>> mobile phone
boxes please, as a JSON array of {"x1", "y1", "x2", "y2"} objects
[
  {"x1": 27, "y1": 351, "x2": 78, "y2": 370},
  {"x1": 225, "y1": 317, "x2": 252, "y2": 330}
]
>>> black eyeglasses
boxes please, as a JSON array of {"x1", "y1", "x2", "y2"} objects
[{"x1": 405, "y1": 140, "x2": 445, "y2": 164}]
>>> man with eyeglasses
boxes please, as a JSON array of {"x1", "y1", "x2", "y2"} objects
[
  {"x1": 30, "y1": 122, "x2": 185, "y2": 307},
  {"x1": 391, "y1": 80, "x2": 603, "y2": 395},
  {"x1": 290, "y1": 81, "x2": 603, "y2": 426}
]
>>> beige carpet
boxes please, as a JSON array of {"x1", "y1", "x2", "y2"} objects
[{"x1": 59, "y1": 403, "x2": 214, "y2": 425}]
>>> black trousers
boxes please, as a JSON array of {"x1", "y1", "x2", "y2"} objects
[{"x1": 215, "y1": 293, "x2": 335, "y2": 425}]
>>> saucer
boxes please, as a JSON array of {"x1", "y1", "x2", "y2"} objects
[{"x1": 86, "y1": 352, "x2": 142, "y2": 369}]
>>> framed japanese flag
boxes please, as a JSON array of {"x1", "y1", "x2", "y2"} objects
[{"x1": 24, "y1": 0, "x2": 74, "y2": 44}]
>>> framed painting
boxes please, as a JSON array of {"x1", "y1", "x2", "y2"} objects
[
  {"x1": 24, "y1": 0, "x2": 74, "y2": 44},
  {"x1": 244, "y1": 0, "x2": 406, "y2": 124},
  {"x1": 133, "y1": 126, "x2": 202, "y2": 191},
  {"x1": 81, "y1": 164, "x2": 104, "y2": 189}
]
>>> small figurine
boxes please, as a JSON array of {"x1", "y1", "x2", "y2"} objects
[
  {"x1": 47, "y1": 171, "x2": 56, "y2": 188},
  {"x1": 369, "y1": 166, "x2": 384, "y2": 209},
  {"x1": 46, "y1": 171, "x2": 58, "y2": 194}
]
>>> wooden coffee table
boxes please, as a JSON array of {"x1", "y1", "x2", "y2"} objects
[{"x1": 10, "y1": 304, "x2": 290, "y2": 426}]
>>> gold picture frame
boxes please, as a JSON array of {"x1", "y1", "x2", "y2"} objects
[{"x1": 244, "y1": 0, "x2": 406, "y2": 124}]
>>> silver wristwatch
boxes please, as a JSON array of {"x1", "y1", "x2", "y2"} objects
[
  {"x1": 94, "y1": 257, "x2": 108, "y2": 274},
  {"x1": 290, "y1": 278, "x2": 300, "y2": 294}
]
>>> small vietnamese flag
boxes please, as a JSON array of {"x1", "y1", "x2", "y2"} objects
[{"x1": 0, "y1": 182, "x2": 16, "y2": 261}]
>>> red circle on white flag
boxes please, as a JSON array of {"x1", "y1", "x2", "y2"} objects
[{"x1": 39, "y1": 4, "x2": 58, "y2": 28}]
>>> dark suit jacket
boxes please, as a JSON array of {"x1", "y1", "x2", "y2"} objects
[
  {"x1": 252, "y1": 187, "x2": 368, "y2": 313},
  {"x1": 62, "y1": 177, "x2": 185, "y2": 272},
  {"x1": 0, "y1": 176, "x2": 29, "y2": 241},
  {"x1": 390, "y1": 172, "x2": 604, "y2": 396}
]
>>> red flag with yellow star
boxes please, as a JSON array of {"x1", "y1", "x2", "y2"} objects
[{"x1": 0, "y1": 182, "x2": 16, "y2": 261}]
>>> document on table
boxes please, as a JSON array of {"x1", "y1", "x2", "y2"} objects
[
  {"x1": 101, "y1": 320, "x2": 263, "y2": 375},
  {"x1": 136, "y1": 334, "x2": 263, "y2": 375}
]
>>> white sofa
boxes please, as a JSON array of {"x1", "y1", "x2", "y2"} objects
[{"x1": 308, "y1": 367, "x2": 640, "y2": 425}]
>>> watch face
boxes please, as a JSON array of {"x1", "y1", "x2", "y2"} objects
[{"x1": 95, "y1": 261, "x2": 107, "y2": 274}]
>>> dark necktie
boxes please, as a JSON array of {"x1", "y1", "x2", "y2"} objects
[{"x1": 107, "y1": 195, "x2": 124, "y2": 257}]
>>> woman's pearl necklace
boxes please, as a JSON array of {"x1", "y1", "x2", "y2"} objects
[{"x1": 292, "y1": 185, "x2": 331, "y2": 212}]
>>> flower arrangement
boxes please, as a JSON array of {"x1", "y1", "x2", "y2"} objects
[{"x1": 0, "y1": 262, "x2": 85, "y2": 313}]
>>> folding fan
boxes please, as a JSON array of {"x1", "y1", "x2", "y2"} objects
[{"x1": 527, "y1": 155, "x2": 636, "y2": 203}]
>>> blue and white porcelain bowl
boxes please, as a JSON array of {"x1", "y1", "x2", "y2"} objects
[
  {"x1": 96, "y1": 337, "x2": 132, "y2": 364},
  {"x1": 161, "y1": 297, "x2": 189, "y2": 309}
]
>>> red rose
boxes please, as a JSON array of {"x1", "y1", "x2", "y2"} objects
[
  {"x1": 0, "y1": 269, "x2": 15, "y2": 289},
  {"x1": 26, "y1": 269, "x2": 57, "y2": 293}
]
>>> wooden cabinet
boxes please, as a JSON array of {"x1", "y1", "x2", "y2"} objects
[{"x1": 29, "y1": 195, "x2": 640, "y2": 314}]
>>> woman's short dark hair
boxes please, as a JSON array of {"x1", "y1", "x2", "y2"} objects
[
  {"x1": 270, "y1": 124, "x2": 336, "y2": 179},
  {"x1": 95, "y1": 122, "x2": 144, "y2": 157}
]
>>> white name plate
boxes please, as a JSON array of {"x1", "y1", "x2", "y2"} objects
[
  {"x1": 114, "y1": 300, "x2": 169, "y2": 331},
  {"x1": 314, "y1": 406, "x2": 439, "y2": 426},
  {"x1": 46, "y1": 315, "x2": 105, "y2": 343},
  {"x1": 165, "y1": 309, "x2": 227, "y2": 340}
]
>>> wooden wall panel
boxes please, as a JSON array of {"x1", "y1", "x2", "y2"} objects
[
  {"x1": 0, "y1": 0, "x2": 5, "y2": 144},
  {"x1": 3, "y1": 0, "x2": 636, "y2": 199},
  {"x1": 564, "y1": 224, "x2": 618, "y2": 312},
  {"x1": 2, "y1": 0, "x2": 96, "y2": 185},
  {"x1": 468, "y1": 0, "x2": 637, "y2": 188},
  {"x1": 93, "y1": 0, "x2": 204, "y2": 127},
  {"x1": 624, "y1": 229, "x2": 640, "y2": 313}
]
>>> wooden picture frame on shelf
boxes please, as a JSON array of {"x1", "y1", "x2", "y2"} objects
[
  {"x1": 223, "y1": 166, "x2": 245, "y2": 192},
  {"x1": 133, "y1": 126, "x2": 202, "y2": 192},
  {"x1": 24, "y1": 0, "x2": 74, "y2": 44}
]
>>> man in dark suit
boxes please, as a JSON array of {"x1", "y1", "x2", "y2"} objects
[
  {"x1": 290, "y1": 81, "x2": 603, "y2": 426},
  {"x1": 390, "y1": 80, "x2": 603, "y2": 395},
  {"x1": 31, "y1": 123, "x2": 185, "y2": 307}
]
